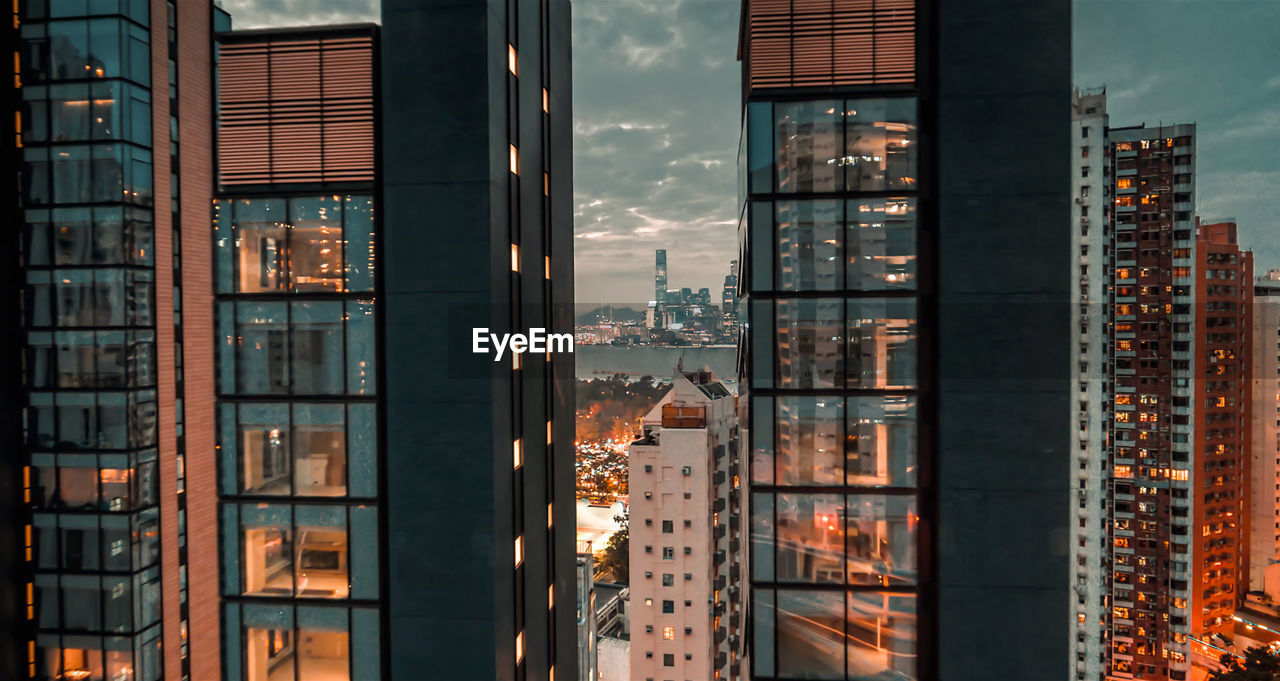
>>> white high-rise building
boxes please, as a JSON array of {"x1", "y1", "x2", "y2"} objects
[
  {"x1": 628, "y1": 367, "x2": 747, "y2": 681},
  {"x1": 1071, "y1": 87, "x2": 1110, "y2": 681},
  {"x1": 1251, "y1": 275, "x2": 1280, "y2": 599}
]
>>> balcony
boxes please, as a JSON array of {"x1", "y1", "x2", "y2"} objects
[
  {"x1": 714, "y1": 550, "x2": 726, "y2": 565},
  {"x1": 662, "y1": 404, "x2": 706, "y2": 429},
  {"x1": 713, "y1": 498, "x2": 726, "y2": 512},
  {"x1": 713, "y1": 470, "x2": 727, "y2": 485},
  {"x1": 714, "y1": 524, "x2": 726, "y2": 540}
]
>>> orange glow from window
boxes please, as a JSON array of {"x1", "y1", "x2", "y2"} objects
[
  {"x1": 509, "y1": 144, "x2": 518, "y2": 174},
  {"x1": 508, "y1": 45, "x2": 518, "y2": 75}
]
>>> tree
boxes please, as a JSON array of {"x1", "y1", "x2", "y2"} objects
[
  {"x1": 594, "y1": 512, "x2": 629, "y2": 584},
  {"x1": 1208, "y1": 645, "x2": 1280, "y2": 680}
]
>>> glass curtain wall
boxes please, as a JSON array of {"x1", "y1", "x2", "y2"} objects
[
  {"x1": 213, "y1": 196, "x2": 379, "y2": 681},
  {"x1": 743, "y1": 97, "x2": 921, "y2": 681},
  {"x1": 18, "y1": 3, "x2": 163, "y2": 679}
]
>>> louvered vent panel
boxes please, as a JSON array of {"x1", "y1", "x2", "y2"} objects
[
  {"x1": 217, "y1": 35, "x2": 375, "y2": 187},
  {"x1": 746, "y1": 0, "x2": 915, "y2": 90}
]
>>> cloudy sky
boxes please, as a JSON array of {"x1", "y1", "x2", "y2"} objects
[{"x1": 224, "y1": 0, "x2": 1280, "y2": 301}]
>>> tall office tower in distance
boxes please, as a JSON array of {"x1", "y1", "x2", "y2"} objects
[
  {"x1": 628, "y1": 367, "x2": 746, "y2": 681},
  {"x1": 1103, "y1": 124, "x2": 1200, "y2": 680},
  {"x1": 3, "y1": 2, "x2": 224, "y2": 679},
  {"x1": 1251, "y1": 274, "x2": 1280, "y2": 600},
  {"x1": 737, "y1": 1, "x2": 1070, "y2": 678},
  {"x1": 657, "y1": 250, "x2": 669, "y2": 304},
  {"x1": 723, "y1": 260, "x2": 739, "y2": 333},
  {"x1": 1192, "y1": 220, "x2": 1251, "y2": 637},
  {"x1": 213, "y1": 24, "x2": 382, "y2": 681},
  {"x1": 1071, "y1": 87, "x2": 1110, "y2": 681},
  {"x1": 380, "y1": 1, "x2": 577, "y2": 680}
]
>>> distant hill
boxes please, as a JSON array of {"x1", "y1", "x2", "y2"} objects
[{"x1": 576, "y1": 305, "x2": 646, "y2": 325}]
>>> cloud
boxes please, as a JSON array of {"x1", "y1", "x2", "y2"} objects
[
  {"x1": 218, "y1": 0, "x2": 379, "y2": 29},
  {"x1": 571, "y1": 0, "x2": 741, "y2": 304}
]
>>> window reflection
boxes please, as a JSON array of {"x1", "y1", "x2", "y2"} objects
[
  {"x1": 776, "y1": 298, "x2": 844, "y2": 389},
  {"x1": 847, "y1": 299, "x2": 916, "y2": 389},
  {"x1": 845, "y1": 495, "x2": 916, "y2": 586},
  {"x1": 289, "y1": 197, "x2": 343, "y2": 293},
  {"x1": 776, "y1": 590, "x2": 845, "y2": 679},
  {"x1": 776, "y1": 101, "x2": 841, "y2": 193},
  {"x1": 847, "y1": 592, "x2": 916, "y2": 679},
  {"x1": 229, "y1": 404, "x2": 364, "y2": 499},
  {"x1": 844, "y1": 98, "x2": 917, "y2": 191},
  {"x1": 847, "y1": 397, "x2": 917, "y2": 487},
  {"x1": 848, "y1": 198, "x2": 915, "y2": 290},
  {"x1": 776, "y1": 494, "x2": 844, "y2": 584},
  {"x1": 776, "y1": 397, "x2": 843, "y2": 485},
  {"x1": 777, "y1": 200, "x2": 841, "y2": 291}
]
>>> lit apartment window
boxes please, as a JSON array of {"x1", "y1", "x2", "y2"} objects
[
  {"x1": 515, "y1": 536, "x2": 524, "y2": 567},
  {"x1": 542, "y1": 88, "x2": 549, "y2": 113},
  {"x1": 513, "y1": 351, "x2": 522, "y2": 371},
  {"x1": 543, "y1": 172, "x2": 549, "y2": 196},
  {"x1": 510, "y1": 144, "x2": 518, "y2": 174},
  {"x1": 511, "y1": 243, "x2": 520, "y2": 272},
  {"x1": 663, "y1": 626, "x2": 675, "y2": 640},
  {"x1": 547, "y1": 420, "x2": 553, "y2": 444},
  {"x1": 515, "y1": 630, "x2": 525, "y2": 663},
  {"x1": 514, "y1": 439, "x2": 523, "y2": 469},
  {"x1": 547, "y1": 503, "x2": 553, "y2": 527},
  {"x1": 508, "y1": 45, "x2": 518, "y2": 75},
  {"x1": 548, "y1": 583, "x2": 554, "y2": 609}
]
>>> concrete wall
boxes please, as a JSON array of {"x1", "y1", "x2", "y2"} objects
[{"x1": 934, "y1": 1, "x2": 1072, "y2": 678}]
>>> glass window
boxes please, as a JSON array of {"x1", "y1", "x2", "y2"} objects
[
  {"x1": 61, "y1": 514, "x2": 100, "y2": 570},
  {"x1": 847, "y1": 592, "x2": 916, "y2": 679},
  {"x1": 776, "y1": 589, "x2": 845, "y2": 679},
  {"x1": 293, "y1": 404, "x2": 346, "y2": 497},
  {"x1": 848, "y1": 198, "x2": 916, "y2": 290},
  {"x1": 240, "y1": 504, "x2": 293, "y2": 598},
  {"x1": 844, "y1": 98, "x2": 917, "y2": 191},
  {"x1": 776, "y1": 494, "x2": 844, "y2": 584},
  {"x1": 747, "y1": 101, "x2": 773, "y2": 194},
  {"x1": 48, "y1": 20, "x2": 91, "y2": 81},
  {"x1": 295, "y1": 506, "x2": 348, "y2": 599},
  {"x1": 214, "y1": 200, "x2": 232, "y2": 293},
  {"x1": 751, "y1": 493, "x2": 779, "y2": 583},
  {"x1": 776, "y1": 100, "x2": 840, "y2": 193},
  {"x1": 62, "y1": 575, "x2": 103, "y2": 630},
  {"x1": 242, "y1": 604, "x2": 295, "y2": 681},
  {"x1": 346, "y1": 300, "x2": 376, "y2": 396},
  {"x1": 845, "y1": 495, "x2": 916, "y2": 586},
  {"x1": 751, "y1": 397, "x2": 774, "y2": 484},
  {"x1": 235, "y1": 302, "x2": 290, "y2": 395},
  {"x1": 847, "y1": 396, "x2": 917, "y2": 487},
  {"x1": 776, "y1": 397, "x2": 843, "y2": 486},
  {"x1": 347, "y1": 404, "x2": 376, "y2": 497},
  {"x1": 290, "y1": 301, "x2": 343, "y2": 395},
  {"x1": 237, "y1": 403, "x2": 291, "y2": 496},
  {"x1": 776, "y1": 298, "x2": 844, "y2": 389},
  {"x1": 288, "y1": 197, "x2": 344, "y2": 292},
  {"x1": 777, "y1": 200, "x2": 841, "y2": 291},
  {"x1": 847, "y1": 299, "x2": 916, "y2": 389},
  {"x1": 234, "y1": 199, "x2": 289, "y2": 293},
  {"x1": 342, "y1": 196, "x2": 375, "y2": 291},
  {"x1": 298, "y1": 606, "x2": 351, "y2": 680}
]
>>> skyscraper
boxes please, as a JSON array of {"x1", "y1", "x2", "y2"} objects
[
  {"x1": 380, "y1": 0, "x2": 577, "y2": 679},
  {"x1": 1250, "y1": 275, "x2": 1280, "y2": 600},
  {"x1": 1102, "y1": 124, "x2": 1201, "y2": 679},
  {"x1": 736, "y1": 0, "x2": 1071, "y2": 678},
  {"x1": 1072, "y1": 87, "x2": 1110, "y2": 681},
  {"x1": 656, "y1": 249, "x2": 668, "y2": 304},
  {"x1": 212, "y1": 24, "x2": 383, "y2": 681},
  {"x1": 1191, "y1": 220, "x2": 1252, "y2": 641},
  {"x1": 628, "y1": 367, "x2": 746, "y2": 680},
  {"x1": 723, "y1": 260, "x2": 739, "y2": 335},
  {"x1": 5, "y1": 2, "x2": 226, "y2": 679}
]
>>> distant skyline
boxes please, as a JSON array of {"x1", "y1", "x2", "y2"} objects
[{"x1": 222, "y1": 0, "x2": 1280, "y2": 301}]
